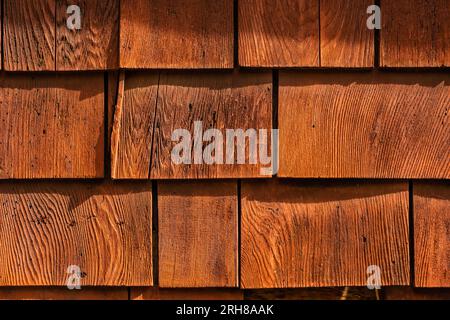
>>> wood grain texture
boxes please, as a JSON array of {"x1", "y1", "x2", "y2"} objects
[
  {"x1": 131, "y1": 288, "x2": 243, "y2": 300},
  {"x1": 107, "y1": 71, "x2": 120, "y2": 176},
  {"x1": 279, "y1": 71, "x2": 450, "y2": 178},
  {"x1": 151, "y1": 72, "x2": 273, "y2": 179},
  {"x1": 0, "y1": 73, "x2": 104, "y2": 179},
  {"x1": 320, "y1": 0, "x2": 374, "y2": 67},
  {"x1": 56, "y1": 0, "x2": 119, "y2": 70},
  {"x1": 120, "y1": 0, "x2": 233, "y2": 68},
  {"x1": 414, "y1": 182, "x2": 449, "y2": 287},
  {"x1": 0, "y1": 181, "x2": 152, "y2": 286},
  {"x1": 111, "y1": 71, "x2": 273, "y2": 179},
  {"x1": 239, "y1": 0, "x2": 319, "y2": 67},
  {"x1": 4, "y1": 0, "x2": 56, "y2": 71},
  {"x1": 241, "y1": 180, "x2": 410, "y2": 288},
  {"x1": 380, "y1": 0, "x2": 450, "y2": 67},
  {"x1": 158, "y1": 181, "x2": 238, "y2": 288},
  {"x1": 111, "y1": 72, "x2": 159, "y2": 179},
  {"x1": 0, "y1": 287, "x2": 128, "y2": 300}
]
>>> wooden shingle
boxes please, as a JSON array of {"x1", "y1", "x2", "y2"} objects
[
  {"x1": 111, "y1": 71, "x2": 273, "y2": 179},
  {"x1": 320, "y1": 0, "x2": 374, "y2": 67},
  {"x1": 56, "y1": 0, "x2": 119, "y2": 70},
  {"x1": 279, "y1": 71, "x2": 450, "y2": 178},
  {"x1": 4, "y1": 0, "x2": 56, "y2": 71},
  {"x1": 158, "y1": 181, "x2": 238, "y2": 288},
  {"x1": 381, "y1": 0, "x2": 449, "y2": 67},
  {"x1": 414, "y1": 182, "x2": 450, "y2": 287},
  {"x1": 0, "y1": 74, "x2": 104, "y2": 179},
  {"x1": 241, "y1": 180, "x2": 410, "y2": 288},
  {"x1": 5, "y1": 0, "x2": 119, "y2": 71},
  {"x1": 120, "y1": 0, "x2": 233, "y2": 69},
  {"x1": 0, "y1": 181, "x2": 152, "y2": 286},
  {"x1": 239, "y1": 0, "x2": 319, "y2": 67}
]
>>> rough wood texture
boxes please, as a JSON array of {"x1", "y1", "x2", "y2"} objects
[
  {"x1": 414, "y1": 182, "x2": 449, "y2": 287},
  {"x1": 239, "y1": 0, "x2": 319, "y2": 67},
  {"x1": 4, "y1": 0, "x2": 56, "y2": 71},
  {"x1": 111, "y1": 71, "x2": 273, "y2": 179},
  {"x1": 151, "y1": 72, "x2": 273, "y2": 179},
  {"x1": 0, "y1": 287, "x2": 128, "y2": 300},
  {"x1": 279, "y1": 72, "x2": 450, "y2": 178},
  {"x1": 0, "y1": 73, "x2": 104, "y2": 179},
  {"x1": 241, "y1": 180, "x2": 410, "y2": 288},
  {"x1": 381, "y1": 0, "x2": 450, "y2": 67},
  {"x1": 120, "y1": 0, "x2": 233, "y2": 68},
  {"x1": 131, "y1": 288, "x2": 243, "y2": 300},
  {"x1": 111, "y1": 72, "x2": 158, "y2": 179},
  {"x1": 0, "y1": 181, "x2": 152, "y2": 286},
  {"x1": 107, "y1": 71, "x2": 120, "y2": 176},
  {"x1": 320, "y1": 0, "x2": 374, "y2": 67},
  {"x1": 56, "y1": 0, "x2": 119, "y2": 70},
  {"x1": 158, "y1": 181, "x2": 238, "y2": 288}
]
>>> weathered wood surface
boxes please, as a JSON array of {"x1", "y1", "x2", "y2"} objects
[
  {"x1": 320, "y1": 0, "x2": 374, "y2": 67},
  {"x1": 0, "y1": 181, "x2": 152, "y2": 286},
  {"x1": 158, "y1": 181, "x2": 238, "y2": 288},
  {"x1": 239, "y1": 0, "x2": 319, "y2": 67},
  {"x1": 381, "y1": 0, "x2": 449, "y2": 67},
  {"x1": 414, "y1": 182, "x2": 449, "y2": 287},
  {"x1": 5, "y1": 0, "x2": 119, "y2": 70},
  {"x1": 4, "y1": 0, "x2": 56, "y2": 71},
  {"x1": 56, "y1": 0, "x2": 119, "y2": 70},
  {"x1": 120, "y1": 0, "x2": 233, "y2": 68},
  {"x1": 241, "y1": 180, "x2": 410, "y2": 288},
  {"x1": 279, "y1": 72, "x2": 450, "y2": 178},
  {"x1": 0, "y1": 73, "x2": 104, "y2": 179},
  {"x1": 111, "y1": 71, "x2": 273, "y2": 179},
  {"x1": 111, "y1": 72, "x2": 158, "y2": 179}
]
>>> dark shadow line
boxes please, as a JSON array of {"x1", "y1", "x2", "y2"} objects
[
  {"x1": 148, "y1": 72, "x2": 161, "y2": 179},
  {"x1": 152, "y1": 180, "x2": 159, "y2": 287},
  {"x1": 375, "y1": 0, "x2": 380, "y2": 67},
  {"x1": 409, "y1": 180, "x2": 415, "y2": 287},
  {"x1": 237, "y1": 179, "x2": 242, "y2": 289}
]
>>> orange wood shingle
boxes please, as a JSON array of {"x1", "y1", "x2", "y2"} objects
[
  {"x1": 320, "y1": 0, "x2": 374, "y2": 67},
  {"x1": 4, "y1": 0, "x2": 56, "y2": 71},
  {"x1": 381, "y1": 0, "x2": 450, "y2": 67},
  {"x1": 5, "y1": 0, "x2": 119, "y2": 71},
  {"x1": 0, "y1": 181, "x2": 152, "y2": 286},
  {"x1": 120, "y1": 0, "x2": 233, "y2": 69},
  {"x1": 239, "y1": 0, "x2": 319, "y2": 67},
  {"x1": 0, "y1": 74, "x2": 104, "y2": 179},
  {"x1": 241, "y1": 180, "x2": 410, "y2": 288},
  {"x1": 414, "y1": 182, "x2": 450, "y2": 287},
  {"x1": 56, "y1": 0, "x2": 119, "y2": 70},
  {"x1": 111, "y1": 71, "x2": 273, "y2": 179},
  {"x1": 158, "y1": 181, "x2": 238, "y2": 288},
  {"x1": 279, "y1": 71, "x2": 450, "y2": 178}
]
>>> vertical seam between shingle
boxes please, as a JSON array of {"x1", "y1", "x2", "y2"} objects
[
  {"x1": 148, "y1": 72, "x2": 161, "y2": 179},
  {"x1": 318, "y1": 0, "x2": 321, "y2": 66}
]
